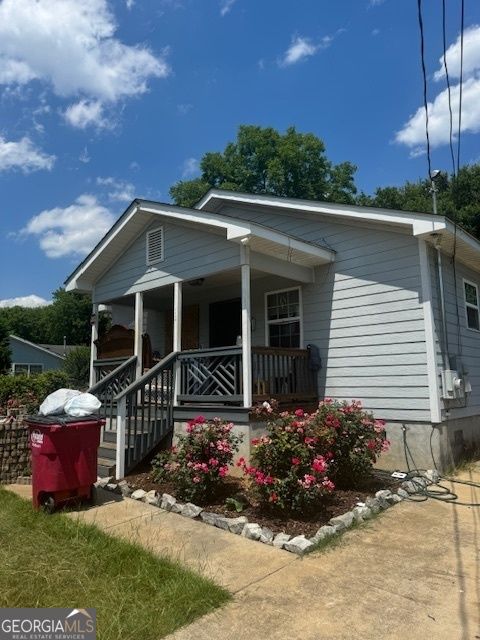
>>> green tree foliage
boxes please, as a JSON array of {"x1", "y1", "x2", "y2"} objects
[
  {"x1": 357, "y1": 165, "x2": 480, "y2": 239},
  {"x1": 63, "y1": 346, "x2": 91, "y2": 389},
  {"x1": 170, "y1": 125, "x2": 357, "y2": 207},
  {"x1": 0, "y1": 319, "x2": 11, "y2": 374}
]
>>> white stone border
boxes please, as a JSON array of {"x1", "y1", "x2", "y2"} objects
[{"x1": 97, "y1": 471, "x2": 440, "y2": 556}]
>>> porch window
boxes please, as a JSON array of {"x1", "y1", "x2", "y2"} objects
[
  {"x1": 265, "y1": 287, "x2": 302, "y2": 348},
  {"x1": 464, "y1": 279, "x2": 480, "y2": 331}
]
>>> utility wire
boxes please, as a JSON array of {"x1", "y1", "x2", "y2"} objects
[
  {"x1": 416, "y1": 0, "x2": 432, "y2": 179},
  {"x1": 442, "y1": 0, "x2": 456, "y2": 177}
]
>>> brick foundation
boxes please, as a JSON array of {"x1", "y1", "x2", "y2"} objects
[{"x1": 0, "y1": 415, "x2": 30, "y2": 484}]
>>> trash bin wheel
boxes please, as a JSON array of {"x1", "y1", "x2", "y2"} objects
[
  {"x1": 40, "y1": 494, "x2": 56, "y2": 514},
  {"x1": 86, "y1": 484, "x2": 98, "y2": 506}
]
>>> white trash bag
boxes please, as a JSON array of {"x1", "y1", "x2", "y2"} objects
[
  {"x1": 39, "y1": 389, "x2": 82, "y2": 416},
  {"x1": 64, "y1": 393, "x2": 101, "y2": 417}
]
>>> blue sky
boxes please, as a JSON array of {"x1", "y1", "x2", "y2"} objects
[{"x1": 0, "y1": 0, "x2": 479, "y2": 307}]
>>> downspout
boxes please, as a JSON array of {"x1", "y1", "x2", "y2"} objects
[{"x1": 431, "y1": 234, "x2": 451, "y2": 371}]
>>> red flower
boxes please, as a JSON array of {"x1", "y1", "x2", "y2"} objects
[
  {"x1": 294, "y1": 408, "x2": 304, "y2": 417},
  {"x1": 291, "y1": 457, "x2": 301, "y2": 466},
  {"x1": 269, "y1": 492, "x2": 278, "y2": 503}
]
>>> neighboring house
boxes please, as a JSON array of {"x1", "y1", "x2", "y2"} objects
[
  {"x1": 65, "y1": 190, "x2": 480, "y2": 477},
  {"x1": 8, "y1": 335, "x2": 74, "y2": 375}
]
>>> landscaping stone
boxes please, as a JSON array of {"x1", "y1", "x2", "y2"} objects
[
  {"x1": 241, "y1": 523, "x2": 262, "y2": 541},
  {"x1": 118, "y1": 480, "x2": 132, "y2": 497},
  {"x1": 106, "y1": 483, "x2": 120, "y2": 494},
  {"x1": 96, "y1": 477, "x2": 112, "y2": 489},
  {"x1": 227, "y1": 517, "x2": 248, "y2": 535},
  {"x1": 144, "y1": 490, "x2": 161, "y2": 507},
  {"x1": 213, "y1": 516, "x2": 231, "y2": 531},
  {"x1": 259, "y1": 527, "x2": 274, "y2": 544},
  {"x1": 365, "y1": 497, "x2": 381, "y2": 513},
  {"x1": 284, "y1": 535, "x2": 314, "y2": 556},
  {"x1": 181, "y1": 503, "x2": 203, "y2": 518},
  {"x1": 272, "y1": 533, "x2": 291, "y2": 549},
  {"x1": 352, "y1": 506, "x2": 372, "y2": 523},
  {"x1": 389, "y1": 494, "x2": 403, "y2": 504},
  {"x1": 329, "y1": 511, "x2": 355, "y2": 531},
  {"x1": 160, "y1": 493, "x2": 177, "y2": 511},
  {"x1": 131, "y1": 489, "x2": 147, "y2": 501},
  {"x1": 374, "y1": 490, "x2": 391, "y2": 509},
  {"x1": 424, "y1": 469, "x2": 441, "y2": 483},
  {"x1": 401, "y1": 480, "x2": 419, "y2": 494},
  {"x1": 397, "y1": 488, "x2": 409, "y2": 499},
  {"x1": 411, "y1": 476, "x2": 428, "y2": 488},
  {"x1": 200, "y1": 511, "x2": 221, "y2": 526},
  {"x1": 170, "y1": 502, "x2": 184, "y2": 514},
  {"x1": 310, "y1": 525, "x2": 337, "y2": 544}
]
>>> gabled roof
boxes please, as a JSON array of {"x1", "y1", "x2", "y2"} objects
[
  {"x1": 196, "y1": 189, "x2": 480, "y2": 271},
  {"x1": 9, "y1": 335, "x2": 70, "y2": 360},
  {"x1": 64, "y1": 199, "x2": 335, "y2": 292}
]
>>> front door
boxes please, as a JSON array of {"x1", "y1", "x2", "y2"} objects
[
  {"x1": 165, "y1": 304, "x2": 199, "y2": 352},
  {"x1": 209, "y1": 298, "x2": 241, "y2": 347}
]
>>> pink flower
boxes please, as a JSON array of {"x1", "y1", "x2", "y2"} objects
[
  {"x1": 291, "y1": 457, "x2": 301, "y2": 466},
  {"x1": 195, "y1": 415, "x2": 206, "y2": 424},
  {"x1": 312, "y1": 456, "x2": 327, "y2": 474},
  {"x1": 208, "y1": 457, "x2": 219, "y2": 467},
  {"x1": 269, "y1": 492, "x2": 278, "y2": 503},
  {"x1": 322, "y1": 478, "x2": 335, "y2": 492},
  {"x1": 193, "y1": 476, "x2": 201, "y2": 483},
  {"x1": 219, "y1": 465, "x2": 229, "y2": 477},
  {"x1": 236, "y1": 456, "x2": 246, "y2": 468},
  {"x1": 295, "y1": 408, "x2": 304, "y2": 417}
]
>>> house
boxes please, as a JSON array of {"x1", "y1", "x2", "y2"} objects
[
  {"x1": 64, "y1": 190, "x2": 480, "y2": 478},
  {"x1": 8, "y1": 335, "x2": 74, "y2": 375}
]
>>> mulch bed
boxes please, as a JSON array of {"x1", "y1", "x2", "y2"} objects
[{"x1": 125, "y1": 469, "x2": 399, "y2": 538}]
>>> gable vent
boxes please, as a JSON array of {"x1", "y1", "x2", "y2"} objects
[{"x1": 146, "y1": 227, "x2": 164, "y2": 265}]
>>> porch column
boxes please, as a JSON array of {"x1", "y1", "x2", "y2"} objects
[
  {"x1": 240, "y1": 240, "x2": 252, "y2": 408},
  {"x1": 89, "y1": 302, "x2": 99, "y2": 388},
  {"x1": 173, "y1": 281, "x2": 182, "y2": 404},
  {"x1": 134, "y1": 291, "x2": 144, "y2": 378}
]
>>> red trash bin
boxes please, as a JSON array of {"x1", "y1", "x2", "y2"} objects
[{"x1": 25, "y1": 415, "x2": 104, "y2": 512}]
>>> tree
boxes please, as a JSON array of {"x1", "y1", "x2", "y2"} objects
[
  {"x1": 170, "y1": 125, "x2": 357, "y2": 207},
  {"x1": 0, "y1": 318, "x2": 11, "y2": 374},
  {"x1": 357, "y1": 165, "x2": 480, "y2": 240},
  {"x1": 43, "y1": 289, "x2": 92, "y2": 345},
  {"x1": 63, "y1": 346, "x2": 91, "y2": 389}
]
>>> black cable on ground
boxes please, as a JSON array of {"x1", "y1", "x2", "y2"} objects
[{"x1": 399, "y1": 426, "x2": 480, "y2": 507}]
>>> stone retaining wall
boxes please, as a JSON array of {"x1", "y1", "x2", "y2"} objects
[{"x1": 0, "y1": 416, "x2": 30, "y2": 484}]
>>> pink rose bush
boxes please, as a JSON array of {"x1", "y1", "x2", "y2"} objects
[
  {"x1": 239, "y1": 399, "x2": 389, "y2": 513},
  {"x1": 152, "y1": 416, "x2": 243, "y2": 503}
]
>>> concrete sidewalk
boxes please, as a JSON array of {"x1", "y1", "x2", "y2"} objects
[{"x1": 8, "y1": 466, "x2": 480, "y2": 640}]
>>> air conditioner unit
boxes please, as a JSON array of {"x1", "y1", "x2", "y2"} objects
[{"x1": 441, "y1": 369, "x2": 465, "y2": 400}]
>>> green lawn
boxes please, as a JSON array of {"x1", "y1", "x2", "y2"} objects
[{"x1": 0, "y1": 488, "x2": 229, "y2": 640}]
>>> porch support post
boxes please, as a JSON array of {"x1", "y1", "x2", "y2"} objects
[
  {"x1": 134, "y1": 291, "x2": 144, "y2": 378},
  {"x1": 173, "y1": 281, "x2": 182, "y2": 404},
  {"x1": 89, "y1": 302, "x2": 99, "y2": 388},
  {"x1": 240, "y1": 240, "x2": 252, "y2": 408}
]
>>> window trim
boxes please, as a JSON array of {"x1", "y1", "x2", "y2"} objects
[
  {"x1": 12, "y1": 363, "x2": 44, "y2": 376},
  {"x1": 463, "y1": 278, "x2": 480, "y2": 333},
  {"x1": 146, "y1": 226, "x2": 165, "y2": 266},
  {"x1": 264, "y1": 286, "x2": 303, "y2": 348}
]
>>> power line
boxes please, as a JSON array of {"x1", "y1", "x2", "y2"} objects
[
  {"x1": 416, "y1": 0, "x2": 432, "y2": 179},
  {"x1": 442, "y1": 0, "x2": 456, "y2": 177}
]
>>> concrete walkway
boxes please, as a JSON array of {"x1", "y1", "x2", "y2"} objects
[{"x1": 8, "y1": 466, "x2": 480, "y2": 640}]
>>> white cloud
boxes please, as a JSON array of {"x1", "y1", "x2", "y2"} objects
[
  {"x1": 126, "y1": 0, "x2": 135, "y2": 9},
  {"x1": 396, "y1": 26, "x2": 480, "y2": 152},
  {"x1": 0, "y1": 295, "x2": 51, "y2": 308},
  {"x1": 220, "y1": 0, "x2": 237, "y2": 16},
  {"x1": 0, "y1": 0, "x2": 169, "y2": 104},
  {"x1": 279, "y1": 32, "x2": 341, "y2": 67},
  {"x1": 177, "y1": 103, "x2": 193, "y2": 115},
  {"x1": 19, "y1": 194, "x2": 115, "y2": 258},
  {"x1": 181, "y1": 157, "x2": 200, "y2": 178},
  {"x1": 0, "y1": 136, "x2": 55, "y2": 173},
  {"x1": 79, "y1": 146, "x2": 91, "y2": 163},
  {"x1": 368, "y1": 0, "x2": 385, "y2": 6},
  {"x1": 63, "y1": 100, "x2": 108, "y2": 130},
  {"x1": 96, "y1": 176, "x2": 135, "y2": 202},
  {"x1": 434, "y1": 25, "x2": 480, "y2": 82}
]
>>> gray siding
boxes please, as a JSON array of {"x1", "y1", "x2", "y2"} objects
[
  {"x1": 430, "y1": 246, "x2": 480, "y2": 419},
  {"x1": 9, "y1": 338, "x2": 64, "y2": 372},
  {"x1": 94, "y1": 220, "x2": 240, "y2": 303},
  {"x1": 218, "y1": 204, "x2": 430, "y2": 421}
]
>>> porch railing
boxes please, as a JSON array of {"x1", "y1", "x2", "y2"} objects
[
  {"x1": 252, "y1": 346, "x2": 318, "y2": 402},
  {"x1": 114, "y1": 352, "x2": 176, "y2": 477},
  {"x1": 177, "y1": 346, "x2": 243, "y2": 404},
  {"x1": 92, "y1": 356, "x2": 130, "y2": 384},
  {"x1": 88, "y1": 355, "x2": 137, "y2": 431}
]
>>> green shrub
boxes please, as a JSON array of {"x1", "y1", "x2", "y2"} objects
[
  {"x1": 0, "y1": 370, "x2": 71, "y2": 414},
  {"x1": 152, "y1": 416, "x2": 243, "y2": 503},
  {"x1": 63, "y1": 346, "x2": 91, "y2": 389}
]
